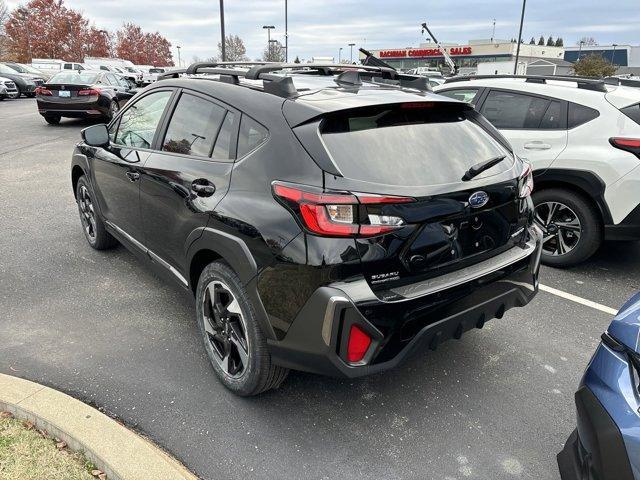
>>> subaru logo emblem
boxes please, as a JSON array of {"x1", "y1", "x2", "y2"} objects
[{"x1": 469, "y1": 191, "x2": 489, "y2": 208}]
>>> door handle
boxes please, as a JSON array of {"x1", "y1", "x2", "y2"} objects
[
  {"x1": 125, "y1": 171, "x2": 140, "y2": 182},
  {"x1": 524, "y1": 141, "x2": 552, "y2": 150},
  {"x1": 191, "y1": 180, "x2": 216, "y2": 197}
]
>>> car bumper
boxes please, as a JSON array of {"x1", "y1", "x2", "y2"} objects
[
  {"x1": 605, "y1": 204, "x2": 640, "y2": 241},
  {"x1": 37, "y1": 98, "x2": 108, "y2": 118},
  {"x1": 267, "y1": 225, "x2": 542, "y2": 378}
]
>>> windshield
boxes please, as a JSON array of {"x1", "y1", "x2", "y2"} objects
[
  {"x1": 0, "y1": 64, "x2": 17, "y2": 74},
  {"x1": 49, "y1": 72, "x2": 99, "y2": 84},
  {"x1": 19, "y1": 64, "x2": 43, "y2": 75},
  {"x1": 149, "y1": 68, "x2": 164, "y2": 73},
  {"x1": 320, "y1": 103, "x2": 513, "y2": 186},
  {"x1": 4, "y1": 63, "x2": 24, "y2": 73}
]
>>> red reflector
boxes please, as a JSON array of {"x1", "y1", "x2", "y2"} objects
[
  {"x1": 36, "y1": 87, "x2": 52, "y2": 96},
  {"x1": 78, "y1": 88, "x2": 101, "y2": 96},
  {"x1": 346, "y1": 325, "x2": 371, "y2": 363},
  {"x1": 356, "y1": 193, "x2": 415, "y2": 204},
  {"x1": 612, "y1": 138, "x2": 640, "y2": 148}
]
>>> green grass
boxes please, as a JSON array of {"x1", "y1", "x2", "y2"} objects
[{"x1": 0, "y1": 414, "x2": 96, "y2": 480}]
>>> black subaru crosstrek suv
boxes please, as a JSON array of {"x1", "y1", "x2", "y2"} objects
[{"x1": 71, "y1": 62, "x2": 543, "y2": 395}]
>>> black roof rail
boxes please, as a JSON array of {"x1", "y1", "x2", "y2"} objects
[
  {"x1": 157, "y1": 69, "x2": 186, "y2": 80},
  {"x1": 444, "y1": 74, "x2": 607, "y2": 92},
  {"x1": 604, "y1": 76, "x2": 640, "y2": 88}
]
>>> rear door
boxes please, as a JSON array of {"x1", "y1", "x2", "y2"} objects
[
  {"x1": 477, "y1": 89, "x2": 568, "y2": 170},
  {"x1": 138, "y1": 90, "x2": 239, "y2": 283},
  {"x1": 315, "y1": 102, "x2": 529, "y2": 293},
  {"x1": 91, "y1": 89, "x2": 174, "y2": 244}
]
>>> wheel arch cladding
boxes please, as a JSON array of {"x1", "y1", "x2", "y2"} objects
[
  {"x1": 189, "y1": 249, "x2": 223, "y2": 294},
  {"x1": 71, "y1": 164, "x2": 86, "y2": 199},
  {"x1": 533, "y1": 169, "x2": 612, "y2": 225}
]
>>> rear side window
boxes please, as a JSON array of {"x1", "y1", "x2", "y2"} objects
[
  {"x1": 212, "y1": 112, "x2": 236, "y2": 160},
  {"x1": 620, "y1": 103, "x2": 640, "y2": 125},
  {"x1": 481, "y1": 90, "x2": 553, "y2": 129},
  {"x1": 162, "y1": 93, "x2": 227, "y2": 157},
  {"x1": 114, "y1": 91, "x2": 172, "y2": 149},
  {"x1": 320, "y1": 103, "x2": 512, "y2": 187},
  {"x1": 237, "y1": 116, "x2": 268, "y2": 157},
  {"x1": 437, "y1": 88, "x2": 480, "y2": 104},
  {"x1": 568, "y1": 103, "x2": 600, "y2": 128}
]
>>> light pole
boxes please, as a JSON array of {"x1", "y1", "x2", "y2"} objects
[
  {"x1": 491, "y1": 18, "x2": 496, "y2": 43},
  {"x1": 513, "y1": 0, "x2": 527, "y2": 74},
  {"x1": 578, "y1": 40, "x2": 585, "y2": 61},
  {"x1": 263, "y1": 25, "x2": 275, "y2": 60},
  {"x1": 338, "y1": 47, "x2": 343, "y2": 63},
  {"x1": 219, "y1": 0, "x2": 226, "y2": 61},
  {"x1": 348, "y1": 43, "x2": 355, "y2": 63},
  {"x1": 176, "y1": 46, "x2": 182, "y2": 68},
  {"x1": 98, "y1": 30, "x2": 110, "y2": 57},
  {"x1": 611, "y1": 44, "x2": 618, "y2": 65},
  {"x1": 284, "y1": 0, "x2": 288, "y2": 62}
]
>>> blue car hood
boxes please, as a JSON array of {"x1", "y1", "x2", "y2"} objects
[{"x1": 609, "y1": 292, "x2": 640, "y2": 353}]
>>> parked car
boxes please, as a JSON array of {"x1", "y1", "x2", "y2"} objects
[
  {"x1": 558, "y1": 291, "x2": 640, "y2": 480},
  {"x1": 70, "y1": 62, "x2": 542, "y2": 396},
  {"x1": 3, "y1": 62, "x2": 51, "y2": 81},
  {"x1": 435, "y1": 76, "x2": 640, "y2": 267},
  {"x1": 0, "y1": 76, "x2": 19, "y2": 100},
  {"x1": 36, "y1": 70, "x2": 134, "y2": 124},
  {"x1": 31, "y1": 59, "x2": 87, "y2": 78},
  {"x1": 141, "y1": 67, "x2": 166, "y2": 85},
  {"x1": 0, "y1": 63, "x2": 44, "y2": 97}
]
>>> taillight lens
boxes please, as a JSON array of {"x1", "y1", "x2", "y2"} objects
[
  {"x1": 346, "y1": 325, "x2": 371, "y2": 363},
  {"x1": 272, "y1": 181, "x2": 414, "y2": 238},
  {"x1": 519, "y1": 162, "x2": 534, "y2": 198},
  {"x1": 35, "y1": 86, "x2": 52, "y2": 96},
  {"x1": 610, "y1": 137, "x2": 640, "y2": 159},
  {"x1": 78, "y1": 88, "x2": 101, "y2": 96}
]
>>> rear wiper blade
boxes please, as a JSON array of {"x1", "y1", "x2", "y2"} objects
[{"x1": 462, "y1": 155, "x2": 507, "y2": 181}]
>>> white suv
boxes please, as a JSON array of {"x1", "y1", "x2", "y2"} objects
[{"x1": 435, "y1": 76, "x2": 640, "y2": 267}]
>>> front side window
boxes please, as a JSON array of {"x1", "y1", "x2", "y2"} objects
[
  {"x1": 237, "y1": 115, "x2": 268, "y2": 157},
  {"x1": 162, "y1": 93, "x2": 227, "y2": 157},
  {"x1": 437, "y1": 88, "x2": 480, "y2": 104},
  {"x1": 480, "y1": 90, "x2": 551, "y2": 129},
  {"x1": 114, "y1": 91, "x2": 172, "y2": 149}
]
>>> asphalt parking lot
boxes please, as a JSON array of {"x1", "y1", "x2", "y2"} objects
[{"x1": 1, "y1": 98, "x2": 639, "y2": 480}]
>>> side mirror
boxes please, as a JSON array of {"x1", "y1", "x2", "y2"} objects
[{"x1": 81, "y1": 124, "x2": 110, "y2": 148}]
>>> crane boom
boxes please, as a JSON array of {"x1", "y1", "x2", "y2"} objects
[{"x1": 421, "y1": 22, "x2": 458, "y2": 76}]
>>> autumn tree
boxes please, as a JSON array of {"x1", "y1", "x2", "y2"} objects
[
  {"x1": 572, "y1": 54, "x2": 616, "y2": 78},
  {"x1": 115, "y1": 23, "x2": 173, "y2": 66},
  {"x1": 217, "y1": 35, "x2": 248, "y2": 62},
  {"x1": 262, "y1": 40, "x2": 285, "y2": 62},
  {"x1": 0, "y1": 0, "x2": 9, "y2": 58}
]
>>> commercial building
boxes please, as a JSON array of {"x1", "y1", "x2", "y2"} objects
[
  {"x1": 359, "y1": 39, "x2": 565, "y2": 72},
  {"x1": 564, "y1": 44, "x2": 640, "y2": 67}
]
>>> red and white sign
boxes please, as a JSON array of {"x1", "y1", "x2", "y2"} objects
[{"x1": 378, "y1": 46, "x2": 473, "y2": 58}]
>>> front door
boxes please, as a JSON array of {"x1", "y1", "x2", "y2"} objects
[
  {"x1": 91, "y1": 89, "x2": 174, "y2": 243},
  {"x1": 139, "y1": 90, "x2": 239, "y2": 283},
  {"x1": 478, "y1": 89, "x2": 568, "y2": 170}
]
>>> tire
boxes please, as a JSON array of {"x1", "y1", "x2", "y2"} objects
[
  {"x1": 533, "y1": 188, "x2": 602, "y2": 267},
  {"x1": 26, "y1": 93, "x2": 36, "y2": 98},
  {"x1": 44, "y1": 115, "x2": 61, "y2": 125},
  {"x1": 107, "y1": 100, "x2": 119, "y2": 120},
  {"x1": 75, "y1": 176, "x2": 118, "y2": 250},
  {"x1": 196, "y1": 261, "x2": 289, "y2": 396}
]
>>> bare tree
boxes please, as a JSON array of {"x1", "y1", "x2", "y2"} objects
[
  {"x1": 217, "y1": 34, "x2": 248, "y2": 62},
  {"x1": 262, "y1": 40, "x2": 285, "y2": 62},
  {"x1": 578, "y1": 36, "x2": 598, "y2": 46},
  {"x1": 0, "y1": 0, "x2": 9, "y2": 59}
]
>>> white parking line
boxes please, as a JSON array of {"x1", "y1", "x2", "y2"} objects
[{"x1": 539, "y1": 283, "x2": 619, "y2": 316}]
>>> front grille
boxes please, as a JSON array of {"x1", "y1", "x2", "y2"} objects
[{"x1": 5, "y1": 82, "x2": 16, "y2": 90}]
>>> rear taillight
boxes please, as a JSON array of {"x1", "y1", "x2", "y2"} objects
[
  {"x1": 78, "y1": 88, "x2": 101, "y2": 96},
  {"x1": 610, "y1": 137, "x2": 640, "y2": 159},
  {"x1": 346, "y1": 325, "x2": 371, "y2": 363},
  {"x1": 272, "y1": 181, "x2": 414, "y2": 238},
  {"x1": 518, "y1": 162, "x2": 534, "y2": 198},
  {"x1": 35, "y1": 86, "x2": 52, "y2": 96}
]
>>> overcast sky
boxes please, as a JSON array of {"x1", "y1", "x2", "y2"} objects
[{"x1": 6, "y1": 0, "x2": 640, "y2": 64}]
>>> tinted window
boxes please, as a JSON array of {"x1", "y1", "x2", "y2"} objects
[
  {"x1": 481, "y1": 91, "x2": 551, "y2": 129},
  {"x1": 438, "y1": 88, "x2": 480, "y2": 104},
  {"x1": 320, "y1": 104, "x2": 512, "y2": 186},
  {"x1": 162, "y1": 93, "x2": 226, "y2": 157},
  {"x1": 105, "y1": 74, "x2": 118, "y2": 85},
  {"x1": 237, "y1": 116, "x2": 268, "y2": 157},
  {"x1": 212, "y1": 112, "x2": 235, "y2": 160},
  {"x1": 63, "y1": 63, "x2": 72, "y2": 69},
  {"x1": 50, "y1": 72, "x2": 99, "y2": 84},
  {"x1": 568, "y1": 103, "x2": 600, "y2": 128},
  {"x1": 539, "y1": 101, "x2": 563, "y2": 129},
  {"x1": 114, "y1": 91, "x2": 172, "y2": 149},
  {"x1": 621, "y1": 103, "x2": 640, "y2": 125}
]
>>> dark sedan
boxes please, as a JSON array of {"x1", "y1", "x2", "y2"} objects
[
  {"x1": 36, "y1": 71, "x2": 136, "y2": 125},
  {"x1": 0, "y1": 63, "x2": 42, "y2": 97}
]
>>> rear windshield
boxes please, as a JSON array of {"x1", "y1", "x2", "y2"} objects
[
  {"x1": 621, "y1": 103, "x2": 640, "y2": 125},
  {"x1": 320, "y1": 103, "x2": 513, "y2": 186},
  {"x1": 50, "y1": 72, "x2": 98, "y2": 84}
]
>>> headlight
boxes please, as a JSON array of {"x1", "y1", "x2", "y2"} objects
[{"x1": 518, "y1": 161, "x2": 534, "y2": 199}]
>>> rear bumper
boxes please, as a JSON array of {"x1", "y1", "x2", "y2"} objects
[
  {"x1": 605, "y1": 204, "x2": 640, "y2": 241},
  {"x1": 268, "y1": 225, "x2": 542, "y2": 377},
  {"x1": 558, "y1": 386, "x2": 635, "y2": 480},
  {"x1": 37, "y1": 98, "x2": 107, "y2": 118}
]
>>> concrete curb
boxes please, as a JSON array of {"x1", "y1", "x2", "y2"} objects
[{"x1": 0, "y1": 373, "x2": 199, "y2": 480}]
